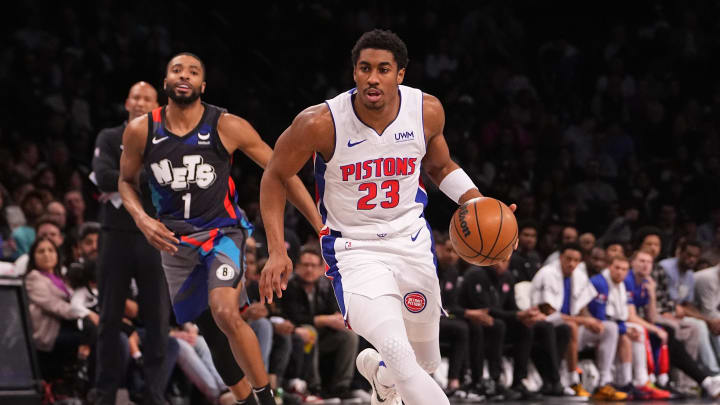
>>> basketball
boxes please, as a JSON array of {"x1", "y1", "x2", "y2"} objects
[{"x1": 449, "y1": 197, "x2": 518, "y2": 266}]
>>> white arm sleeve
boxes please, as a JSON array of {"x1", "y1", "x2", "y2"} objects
[{"x1": 438, "y1": 168, "x2": 477, "y2": 204}]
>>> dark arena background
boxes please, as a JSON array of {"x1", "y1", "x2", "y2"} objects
[{"x1": 1, "y1": 0, "x2": 720, "y2": 404}]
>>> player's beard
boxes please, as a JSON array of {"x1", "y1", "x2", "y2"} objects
[{"x1": 164, "y1": 83, "x2": 201, "y2": 105}]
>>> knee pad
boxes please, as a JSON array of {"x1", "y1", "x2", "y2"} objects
[
  {"x1": 417, "y1": 357, "x2": 441, "y2": 375},
  {"x1": 378, "y1": 335, "x2": 420, "y2": 381}
]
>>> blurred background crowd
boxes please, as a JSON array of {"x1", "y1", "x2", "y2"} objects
[{"x1": 1, "y1": 0, "x2": 719, "y2": 404}]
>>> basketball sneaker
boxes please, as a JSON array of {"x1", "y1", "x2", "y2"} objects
[
  {"x1": 591, "y1": 384, "x2": 628, "y2": 401},
  {"x1": 356, "y1": 348, "x2": 402, "y2": 405},
  {"x1": 635, "y1": 382, "x2": 671, "y2": 400},
  {"x1": 570, "y1": 383, "x2": 591, "y2": 398}
]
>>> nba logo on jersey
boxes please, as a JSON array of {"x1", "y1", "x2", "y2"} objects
[{"x1": 404, "y1": 291, "x2": 426, "y2": 313}]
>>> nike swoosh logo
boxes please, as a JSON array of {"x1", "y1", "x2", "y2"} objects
[
  {"x1": 410, "y1": 227, "x2": 423, "y2": 241},
  {"x1": 198, "y1": 132, "x2": 210, "y2": 141},
  {"x1": 152, "y1": 136, "x2": 169, "y2": 144},
  {"x1": 347, "y1": 139, "x2": 367, "y2": 147}
]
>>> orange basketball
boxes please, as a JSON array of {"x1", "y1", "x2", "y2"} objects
[{"x1": 449, "y1": 197, "x2": 518, "y2": 266}]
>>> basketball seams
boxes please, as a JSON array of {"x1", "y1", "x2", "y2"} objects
[
  {"x1": 450, "y1": 198, "x2": 517, "y2": 266},
  {"x1": 472, "y1": 200, "x2": 484, "y2": 255},
  {"x1": 485, "y1": 200, "x2": 503, "y2": 258},
  {"x1": 488, "y1": 222, "x2": 518, "y2": 262}
]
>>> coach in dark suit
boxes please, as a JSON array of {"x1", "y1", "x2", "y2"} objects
[{"x1": 91, "y1": 82, "x2": 171, "y2": 405}]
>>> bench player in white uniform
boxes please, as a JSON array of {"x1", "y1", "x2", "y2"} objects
[{"x1": 259, "y1": 29, "x2": 515, "y2": 405}]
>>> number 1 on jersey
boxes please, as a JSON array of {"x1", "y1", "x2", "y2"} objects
[
  {"x1": 182, "y1": 193, "x2": 191, "y2": 219},
  {"x1": 357, "y1": 180, "x2": 399, "y2": 210}
]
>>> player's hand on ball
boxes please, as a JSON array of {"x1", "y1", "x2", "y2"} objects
[
  {"x1": 260, "y1": 253, "x2": 293, "y2": 304},
  {"x1": 139, "y1": 217, "x2": 179, "y2": 254},
  {"x1": 508, "y1": 203, "x2": 518, "y2": 251}
]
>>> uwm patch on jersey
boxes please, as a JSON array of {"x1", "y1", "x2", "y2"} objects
[{"x1": 150, "y1": 155, "x2": 217, "y2": 191}]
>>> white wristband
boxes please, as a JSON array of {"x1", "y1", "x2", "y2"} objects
[{"x1": 438, "y1": 168, "x2": 477, "y2": 204}]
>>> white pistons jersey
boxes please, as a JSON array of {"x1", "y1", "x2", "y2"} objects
[{"x1": 315, "y1": 85, "x2": 427, "y2": 239}]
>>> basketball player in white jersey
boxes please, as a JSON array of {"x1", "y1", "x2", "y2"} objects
[{"x1": 259, "y1": 29, "x2": 515, "y2": 405}]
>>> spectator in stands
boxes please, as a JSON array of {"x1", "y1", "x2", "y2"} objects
[
  {"x1": 605, "y1": 240, "x2": 626, "y2": 261},
  {"x1": 435, "y1": 233, "x2": 477, "y2": 401},
  {"x1": 598, "y1": 203, "x2": 639, "y2": 246},
  {"x1": 460, "y1": 258, "x2": 545, "y2": 399},
  {"x1": 171, "y1": 321, "x2": 235, "y2": 405},
  {"x1": 543, "y1": 225, "x2": 579, "y2": 265},
  {"x1": 588, "y1": 256, "x2": 669, "y2": 399},
  {"x1": 279, "y1": 246, "x2": 359, "y2": 400},
  {"x1": 585, "y1": 246, "x2": 608, "y2": 277},
  {"x1": 13, "y1": 217, "x2": 64, "y2": 276},
  {"x1": 532, "y1": 243, "x2": 626, "y2": 400},
  {"x1": 71, "y1": 221, "x2": 99, "y2": 263},
  {"x1": 659, "y1": 240, "x2": 720, "y2": 374},
  {"x1": 509, "y1": 221, "x2": 543, "y2": 282},
  {"x1": 626, "y1": 249, "x2": 720, "y2": 397},
  {"x1": 64, "y1": 190, "x2": 86, "y2": 231},
  {"x1": 24, "y1": 237, "x2": 99, "y2": 380},
  {"x1": 46, "y1": 200, "x2": 67, "y2": 231}
]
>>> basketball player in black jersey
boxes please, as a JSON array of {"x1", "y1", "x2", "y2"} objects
[{"x1": 119, "y1": 53, "x2": 323, "y2": 405}]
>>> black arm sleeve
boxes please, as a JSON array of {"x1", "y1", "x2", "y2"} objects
[{"x1": 92, "y1": 128, "x2": 121, "y2": 192}]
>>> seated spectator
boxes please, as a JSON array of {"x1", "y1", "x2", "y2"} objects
[
  {"x1": 434, "y1": 233, "x2": 475, "y2": 400},
  {"x1": 532, "y1": 243, "x2": 626, "y2": 400},
  {"x1": 508, "y1": 220, "x2": 543, "y2": 282},
  {"x1": 604, "y1": 240, "x2": 625, "y2": 261},
  {"x1": 658, "y1": 240, "x2": 720, "y2": 375},
  {"x1": 588, "y1": 256, "x2": 669, "y2": 399},
  {"x1": 279, "y1": 246, "x2": 359, "y2": 401},
  {"x1": 241, "y1": 249, "x2": 274, "y2": 371},
  {"x1": 625, "y1": 249, "x2": 720, "y2": 397},
  {"x1": 46, "y1": 200, "x2": 67, "y2": 230},
  {"x1": 13, "y1": 217, "x2": 65, "y2": 276},
  {"x1": 460, "y1": 258, "x2": 546, "y2": 400},
  {"x1": 543, "y1": 225, "x2": 579, "y2": 265},
  {"x1": 63, "y1": 190, "x2": 86, "y2": 232},
  {"x1": 24, "y1": 237, "x2": 98, "y2": 381},
  {"x1": 70, "y1": 221, "x2": 99, "y2": 263},
  {"x1": 171, "y1": 321, "x2": 235, "y2": 404}
]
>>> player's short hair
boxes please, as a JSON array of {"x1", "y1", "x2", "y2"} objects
[
  {"x1": 630, "y1": 248, "x2": 654, "y2": 261},
  {"x1": 166, "y1": 52, "x2": 206, "y2": 79},
  {"x1": 351, "y1": 29, "x2": 409, "y2": 70},
  {"x1": 633, "y1": 226, "x2": 662, "y2": 249},
  {"x1": 77, "y1": 221, "x2": 100, "y2": 242},
  {"x1": 678, "y1": 239, "x2": 702, "y2": 252},
  {"x1": 518, "y1": 220, "x2": 539, "y2": 233},
  {"x1": 299, "y1": 245, "x2": 322, "y2": 261},
  {"x1": 34, "y1": 216, "x2": 61, "y2": 233},
  {"x1": 610, "y1": 254, "x2": 629, "y2": 265},
  {"x1": 559, "y1": 242, "x2": 583, "y2": 256},
  {"x1": 603, "y1": 239, "x2": 624, "y2": 249}
]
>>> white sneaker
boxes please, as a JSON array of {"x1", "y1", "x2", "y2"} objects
[
  {"x1": 701, "y1": 375, "x2": 720, "y2": 398},
  {"x1": 356, "y1": 348, "x2": 401, "y2": 405}
]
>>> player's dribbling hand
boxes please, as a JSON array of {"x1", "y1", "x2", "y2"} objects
[
  {"x1": 508, "y1": 203, "x2": 519, "y2": 251},
  {"x1": 139, "y1": 217, "x2": 179, "y2": 254},
  {"x1": 260, "y1": 253, "x2": 293, "y2": 304}
]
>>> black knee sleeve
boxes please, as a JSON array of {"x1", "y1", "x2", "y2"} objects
[{"x1": 195, "y1": 309, "x2": 245, "y2": 386}]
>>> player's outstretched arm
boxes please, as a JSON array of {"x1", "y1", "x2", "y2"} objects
[
  {"x1": 218, "y1": 113, "x2": 323, "y2": 234},
  {"x1": 258, "y1": 105, "x2": 333, "y2": 303},
  {"x1": 422, "y1": 94, "x2": 517, "y2": 211},
  {"x1": 119, "y1": 116, "x2": 178, "y2": 253}
]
